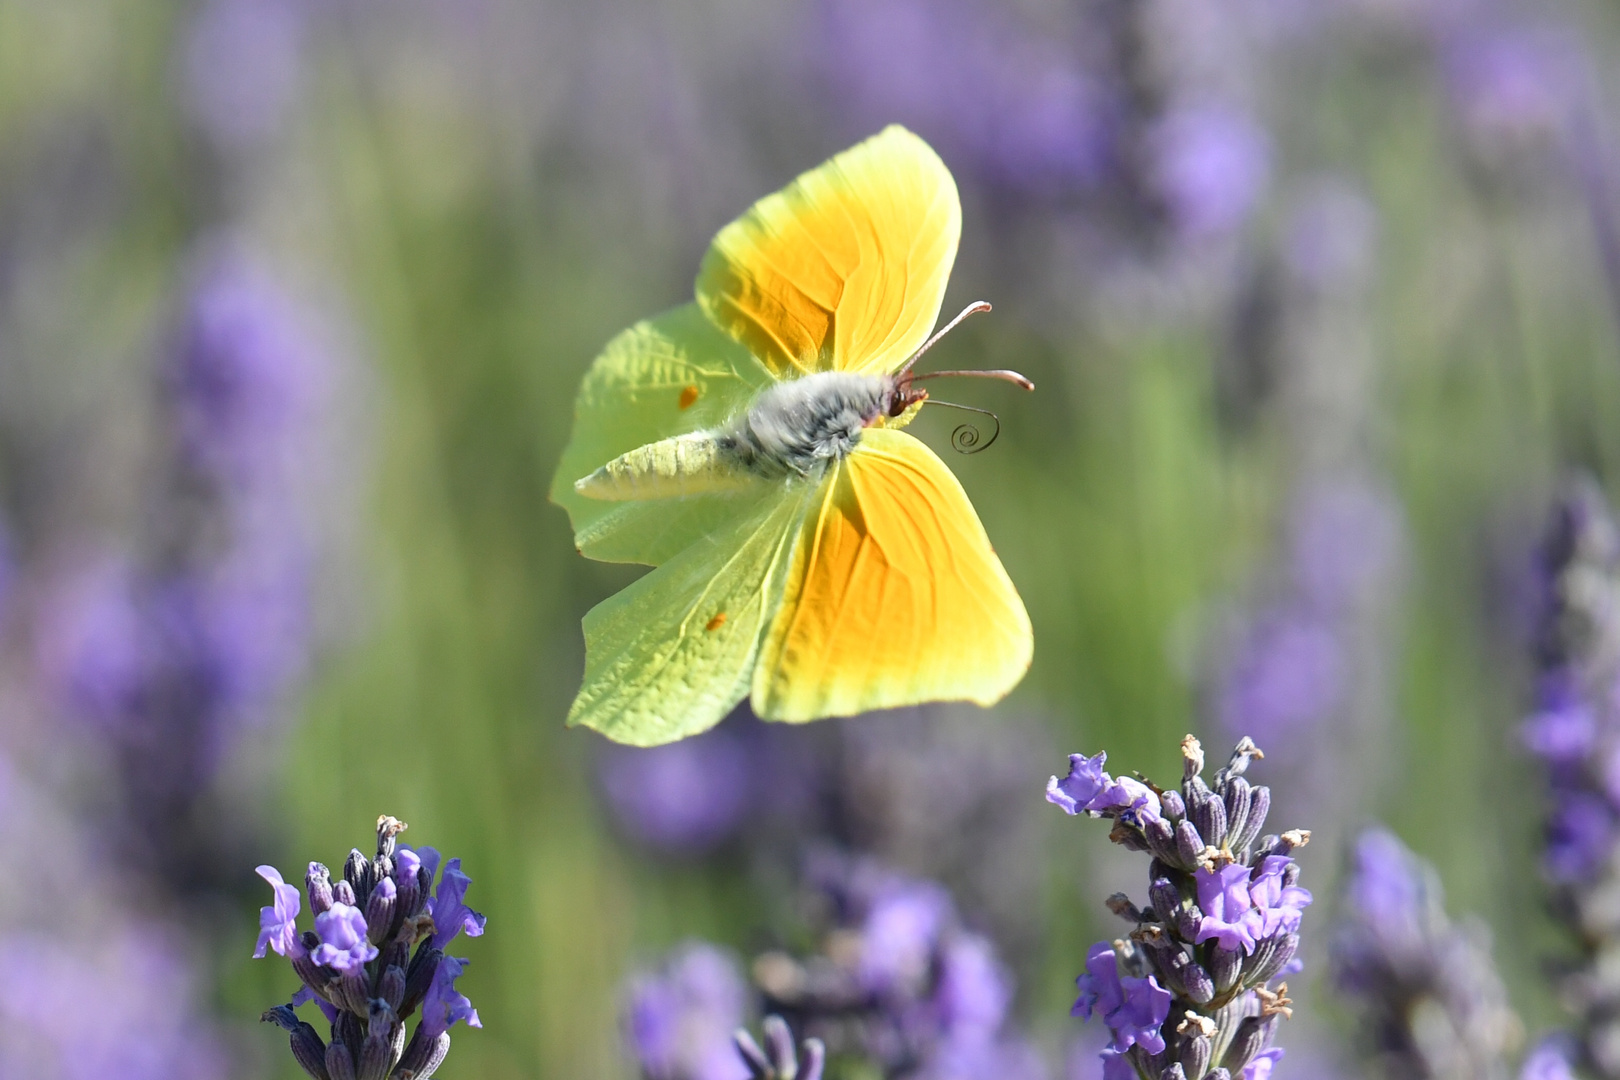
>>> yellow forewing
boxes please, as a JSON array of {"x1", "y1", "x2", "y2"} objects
[
  {"x1": 695, "y1": 125, "x2": 961, "y2": 379},
  {"x1": 750, "y1": 428, "x2": 1032, "y2": 721}
]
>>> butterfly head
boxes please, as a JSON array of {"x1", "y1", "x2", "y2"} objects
[{"x1": 878, "y1": 301, "x2": 1034, "y2": 452}]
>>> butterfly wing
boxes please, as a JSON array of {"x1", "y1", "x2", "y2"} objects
[
  {"x1": 550, "y1": 304, "x2": 772, "y2": 566},
  {"x1": 751, "y1": 428, "x2": 1031, "y2": 721},
  {"x1": 568, "y1": 485, "x2": 815, "y2": 745},
  {"x1": 695, "y1": 125, "x2": 961, "y2": 379}
]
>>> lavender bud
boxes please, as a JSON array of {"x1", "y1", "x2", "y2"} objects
[
  {"x1": 1175, "y1": 820, "x2": 1207, "y2": 867},
  {"x1": 293, "y1": 935, "x2": 330, "y2": 994},
  {"x1": 307, "y1": 863, "x2": 335, "y2": 916},
  {"x1": 1222, "y1": 777, "x2": 1251, "y2": 848},
  {"x1": 1144, "y1": 816, "x2": 1180, "y2": 863},
  {"x1": 1176, "y1": 1017, "x2": 1214, "y2": 1078},
  {"x1": 1233, "y1": 786, "x2": 1270, "y2": 854},
  {"x1": 379, "y1": 939, "x2": 409, "y2": 976},
  {"x1": 344, "y1": 849, "x2": 373, "y2": 906},
  {"x1": 262, "y1": 1006, "x2": 332, "y2": 1080},
  {"x1": 325, "y1": 1041, "x2": 357, "y2": 1080},
  {"x1": 1160, "y1": 788, "x2": 1187, "y2": 820},
  {"x1": 734, "y1": 1029, "x2": 772, "y2": 1075},
  {"x1": 394, "y1": 1028, "x2": 451, "y2": 1080},
  {"x1": 339, "y1": 968, "x2": 372, "y2": 1016},
  {"x1": 801, "y1": 1038, "x2": 826, "y2": 1080},
  {"x1": 335, "y1": 1010, "x2": 364, "y2": 1052},
  {"x1": 1110, "y1": 819, "x2": 1151, "y2": 852},
  {"x1": 1221, "y1": 1015, "x2": 1278, "y2": 1073},
  {"x1": 1191, "y1": 789, "x2": 1227, "y2": 852},
  {"x1": 1244, "y1": 933, "x2": 1298, "y2": 986},
  {"x1": 1108, "y1": 893, "x2": 1145, "y2": 923},
  {"x1": 365, "y1": 877, "x2": 397, "y2": 946},
  {"x1": 1207, "y1": 1070, "x2": 1232, "y2": 1080},
  {"x1": 380, "y1": 965, "x2": 407, "y2": 1012},
  {"x1": 403, "y1": 946, "x2": 444, "y2": 1015},
  {"x1": 396, "y1": 869, "x2": 421, "y2": 919},
  {"x1": 1211, "y1": 944, "x2": 1242, "y2": 992},
  {"x1": 1159, "y1": 1066, "x2": 1188, "y2": 1080},
  {"x1": 356, "y1": 1001, "x2": 400, "y2": 1080},
  {"x1": 1175, "y1": 955, "x2": 1216, "y2": 1004},
  {"x1": 1149, "y1": 878, "x2": 1183, "y2": 925},
  {"x1": 763, "y1": 1015, "x2": 795, "y2": 1071},
  {"x1": 333, "y1": 879, "x2": 357, "y2": 908}
]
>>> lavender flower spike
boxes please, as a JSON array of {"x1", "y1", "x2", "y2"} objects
[
  {"x1": 256, "y1": 815, "x2": 482, "y2": 1080},
  {"x1": 1050, "y1": 735, "x2": 1306, "y2": 1080},
  {"x1": 1523, "y1": 478, "x2": 1620, "y2": 1079},
  {"x1": 1331, "y1": 828, "x2": 1519, "y2": 1079}
]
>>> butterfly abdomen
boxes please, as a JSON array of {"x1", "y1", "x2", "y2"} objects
[
  {"x1": 573, "y1": 432, "x2": 756, "y2": 501},
  {"x1": 733, "y1": 371, "x2": 890, "y2": 474}
]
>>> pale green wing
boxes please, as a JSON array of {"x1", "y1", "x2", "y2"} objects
[
  {"x1": 550, "y1": 303, "x2": 773, "y2": 566},
  {"x1": 567, "y1": 482, "x2": 815, "y2": 746}
]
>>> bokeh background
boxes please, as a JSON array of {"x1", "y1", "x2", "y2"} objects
[{"x1": 1, "y1": 0, "x2": 1616, "y2": 1075}]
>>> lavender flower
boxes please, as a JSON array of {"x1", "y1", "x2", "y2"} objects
[
  {"x1": 1331, "y1": 828, "x2": 1519, "y2": 1079},
  {"x1": 1051, "y1": 735, "x2": 1307, "y2": 1080},
  {"x1": 255, "y1": 815, "x2": 483, "y2": 1080},
  {"x1": 625, "y1": 943, "x2": 752, "y2": 1080},
  {"x1": 750, "y1": 854, "x2": 1042, "y2": 1078},
  {"x1": 1522, "y1": 479, "x2": 1620, "y2": 1078},
  {"x1": 596, "y1": 722, "x2": 758, "y2": 855}
]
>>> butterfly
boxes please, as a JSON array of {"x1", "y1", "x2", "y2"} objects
[{"x1": 550, "y1": 125, "x2": 1033, "y2": 747}]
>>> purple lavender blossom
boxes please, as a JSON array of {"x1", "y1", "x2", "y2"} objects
[
  {"x1": 1073, "y1": 943, "x2": 1172, "y2": 1054},
  {"x1": 1248, "y1": 855, "x2": 1313, "y2": 937},
  {"x1": 420, "y1": 955, "x2": 483, "y2": 1037},
  {"x1": 1045, "y1": 752, "x2": 1161, "y2": 824},
  {"x1": 428, "y1": 858, "x2": 487, "y2": 949},
  {"x1": 254, "y1": 864, "x2": 302, "y2": 958},
  {"x1": 1441, "y1": 25, "x2": 1582, "y2": 163},
  {"x1": 626, "y1": 942, "x2": 751, "y2": 1080},
  {"x1": 311, "y1": 902, "x2": 376, "y2": 972},
  {"x1": 1520, "y1": 1037, "x2": 1579, "y2": 1080},
  {"x1": 1195, "y1": 863, "x2": 1260, "y2": 953}
]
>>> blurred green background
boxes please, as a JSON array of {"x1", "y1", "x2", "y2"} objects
[{"x1": 3, "y1": 0, "x2": 1619, "y2": 1076}]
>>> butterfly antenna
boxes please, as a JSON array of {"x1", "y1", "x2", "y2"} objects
[
  {"x1": 922, "y1": 399, "x2": 1002, "y2": 454},
  {"x1": 897, "y1": 301, "x2": 994, "y2": 375}
]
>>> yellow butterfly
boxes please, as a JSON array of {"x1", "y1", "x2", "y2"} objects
[{"x1": 550, "y1": 125, "x2": 1033, "y2": 746}]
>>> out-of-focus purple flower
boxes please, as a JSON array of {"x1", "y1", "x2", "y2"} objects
[
  {"x1": 1288, "y1": 481, "x2": 1405, "y2": 614},
  {"x1": 0, "y1": 928, "x2": 229, "y2": 1079},
  {"x1": 1546, "y1": 792, "x2": 1614, "y2": 883},
  {"x1": 1519, "y1": 1036, "x2": 1578, "y2": 1080},
  {"x1": 859, "y1": 880, "x2": 952, "y2": 995},
  {"x1": 1149, "y1": 102, "x2": 1272, "y2": 241},
  {"x1": 1098, "y1": 1049, "x2": 1136, "y2": 1080},
  {"x1": 1522, "y1": 691, "x2": 1598, "y2": 763},
  {"x1": 310, "y1": 902, "x2": 376, "y2": 972},
  {"x1": 1442, "y1": 26, "x2": 1581, "y2": 154},
  {"x1": 1217, "y1": 615, "x2": 1344, "y2": 738},
  {"x1": 935, "y1": 933, "x2": 1012, "y2": 1044},
  {"x1": 597, "y1": 725, "x2": 755, "y2": 854},
  {"x1": 1072, "y1": 942, "x2": 1171, "y2": 1054},
  {"x1": 1333, "y1": 828, "x2": 1519, "y2": 1076},
  {"x1": 1195, "y1": 863, "x2": 1260, "y2": 953},
  {"x1": 1284, "y1": 178, "x2": 1380, "y2": 291},
  {"x1": 183, "y1": 0, "x2": 308, "y2": 152},
  {"x1": 428, "y1": 858, "x2": 487, "y2": 949},
  {"x1": 420, "y1": 955, "x2": 483, "y2": 1038},
  {"x1": 626, "y1": 943, "x2": 751, "y2": 1080},
  {"x1": 815, "y1": 0, "x2": 1113, "y2": 197},
  {"x1": 253, "y1": 864, "x2": 302, "y2": 958}
]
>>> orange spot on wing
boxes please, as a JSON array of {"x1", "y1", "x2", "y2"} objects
[
  {"x1": 705, "y1": 612, "x2": 727, "y2": 631},
  {"x1": 678, "y1": 385, "x2": 701, "y2": 410},
  {"x1": 751, "y1": 428, "x2": 1030, "y2": 721}
]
